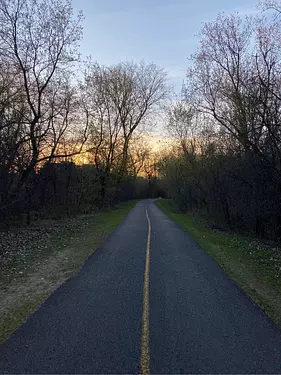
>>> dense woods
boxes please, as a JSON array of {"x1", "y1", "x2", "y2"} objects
[
  {"x1": 0, "y1": 0, "x2": 168, "y2": 224},
  {"x1": 2, "y1": 0, "x2": 281, "y2": 243},
  {"x1": 158, "y1": 1, "x2": 281, "y2": 240}
]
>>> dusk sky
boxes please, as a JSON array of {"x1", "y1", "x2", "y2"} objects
[{"x1": 72, "y1": 0, "x2": 259, "y2": 93}]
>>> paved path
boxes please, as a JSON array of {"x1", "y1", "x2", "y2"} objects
[{"x1": 1, "y1": 200, "x2": 281, "y2": 373}]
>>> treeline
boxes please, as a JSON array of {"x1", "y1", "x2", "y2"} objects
[
  {"x1": 0, "y1": 0, "x2": 168, "y2": 223},
  {"x1": 158, "y1": 2, "x2": 281, "y2": 240},
  {"x1": 12, "y1": 162, "x2": 156, "y2": 222}
]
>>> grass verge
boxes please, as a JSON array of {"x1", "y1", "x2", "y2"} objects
[
  {"x1": 156, "y1": 199, "x2": 281, "y2": 328},
  {"x1": 0, "y1": 200, "x2": 137, "y2": 343}
]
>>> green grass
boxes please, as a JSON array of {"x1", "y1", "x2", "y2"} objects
[
  {"x1": 1, "y1": 294, "x2": 50, "y2": 343},
  {"x1": 0, "y1": 200, "x2": 138, "y2": 343},
  {"x1": 156, "y1": 199, "x2": 281, "y2": 328}
]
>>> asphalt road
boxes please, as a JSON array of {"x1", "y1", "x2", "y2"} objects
[{"x1": 1, "y1": 199, "x2": 281, "y2": 374}]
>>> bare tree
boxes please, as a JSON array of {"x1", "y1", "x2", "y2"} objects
[
  {"x1": 108, "y1": 61, "x2": 169, "y2": 176},
  {"x1": 83, "y1": 61, "x2": 169, "y2": 175},
  {"x1": 158, "y1": 3, "x2": 281, "y2": 238},
  {"x1": 0, "y1": 0, "x2": 86, "y2": 213},
  {"x1": 0, "y1": 0, "x2": 83, "y2": 184},
  {"x1": 127, "y1": 136, "x2": 150, "y2": 179},
  {"x1": 81, "y1": 61, "x2": 169, "y2": 203},
  {"x1": 81, "y1": 63, "x2": 123, "y2": 176},
  {"x1": 186, "y1": 13, "x2": 259, "y2": 152},
  {"x1": 260, "y1": 0, "x2": 281, "y2": 13}
]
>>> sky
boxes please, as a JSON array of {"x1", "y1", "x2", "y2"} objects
[{"x1": 72, "y1": 0, "x2": 259, "y2": 93}]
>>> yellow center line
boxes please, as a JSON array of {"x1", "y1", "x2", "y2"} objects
[{"x1": 140, "y1": 207, "x2": 151, "y2": 375}]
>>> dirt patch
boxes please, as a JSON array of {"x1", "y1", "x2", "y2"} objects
[
  {"x1": 0, "y1": 217, "x2": 91, "y2": 287},
  {"x1": 1, "y1": 247, "x2": 73, "y2": 316}
]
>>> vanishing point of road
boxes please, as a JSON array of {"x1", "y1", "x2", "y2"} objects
[{"x1": 1, "y1": 200, "x2": 281, "y2": 374}]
